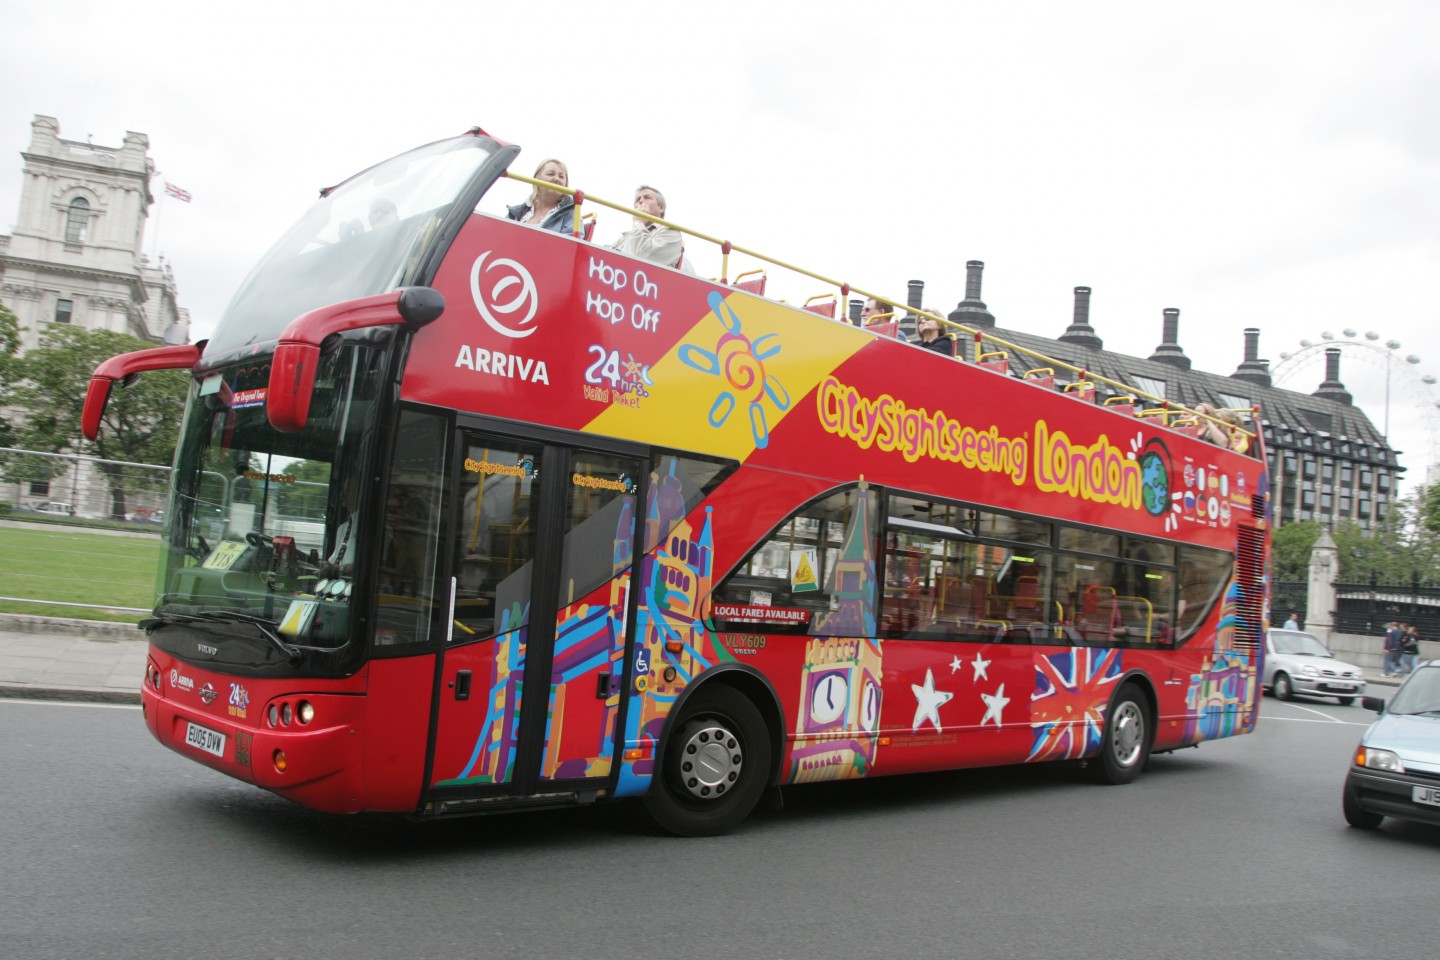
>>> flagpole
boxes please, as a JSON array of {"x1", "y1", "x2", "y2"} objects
[{"x1": 149, "y1": 171, "x2": 164, "y2": 264}]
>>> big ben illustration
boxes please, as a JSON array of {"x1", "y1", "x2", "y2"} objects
[{"x1": 790, "y1": 483, "x2": 884, "y2": 782}]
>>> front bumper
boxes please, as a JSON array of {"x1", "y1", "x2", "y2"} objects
[
  {"x1": 1345, "y1": 768, "x2": 1440, "y2": 828},
  {"x1": 1293, "y1": 675, "x2": 1366, "y2": 698}
]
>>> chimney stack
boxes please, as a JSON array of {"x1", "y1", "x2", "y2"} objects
[
  {"x1": 848, "y1": 299, "x2": 864, "y2": 325},
  {"x1": 903, "y1": 279, "x2": 924, "y2": 339},
  {"x1": 1313, "y1": 346, "x2": 1353, "y2": 405},
  {"x1": 1148, "y1": 307, "x2": 1191, "y2": 369},
  {"x1": 1230, "y1": 327, "x2": 1272, "y2": 387},
  {"x1": 948, "y1": 260, "x2": 995, "y2": 329},
  {"x1": 1058, "y1": 285, "x2": 1103, "y2": 350}
]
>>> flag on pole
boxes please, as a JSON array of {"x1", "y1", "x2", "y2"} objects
[{"x1": 164, "y1": 182, "x2": 192, "y2": 203}]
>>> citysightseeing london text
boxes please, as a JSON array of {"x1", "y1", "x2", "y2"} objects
[{"x1": 816, "y1": 376, "x2": 1144, "y2": 510}]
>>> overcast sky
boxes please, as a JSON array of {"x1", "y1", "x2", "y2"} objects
[{"x1": 3, "y1": 1, "x2": 1438, "y2": 476}]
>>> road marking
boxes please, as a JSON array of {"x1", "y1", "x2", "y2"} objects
[
  {"x1": 1270, "y1": 700, "x2": 1347, "y2": 722},
  {"x1": 0, "y1": 698, "x2": 139, "y2": 711},
  {"x1": 1261, "y1": 714, "x2": 1371, "y2": 727}
]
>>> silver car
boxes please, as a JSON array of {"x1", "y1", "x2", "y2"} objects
[
  {"x1": 1343, "y1": 660, "x2": 1440, "y2": 829},
  {"x1": 1263, "y1": 629, "x2": 1367, "y2": 705}
]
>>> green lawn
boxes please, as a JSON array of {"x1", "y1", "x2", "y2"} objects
[{"x1": 0, "y1": 526, "x2": 160, "y2": 623}]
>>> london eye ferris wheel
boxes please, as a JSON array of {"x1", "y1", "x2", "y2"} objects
[{"x1": 1270, "y1": 329, "x2": 1440, "y2": 486}]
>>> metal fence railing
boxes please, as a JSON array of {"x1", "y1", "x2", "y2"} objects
[{"x1": 0, "y1": 446, "x2": 171, "y2": 522}]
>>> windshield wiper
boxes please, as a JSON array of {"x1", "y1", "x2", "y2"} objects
[
  {"x1": 141, "y1": 609, "x2": 303, "y2": 665},
  {"x1": 203, "y1": 611, "x2": 305, "y2": 665}
]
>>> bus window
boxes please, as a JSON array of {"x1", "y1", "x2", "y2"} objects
[
  {"x1": 1175, "y1": 546, "x2": 1235, "y2": 641},
  {"x1": 373, "y1": 410, "x2": 448, "y2": 649},
  {"x1": 968, "y1": 507, "x2": 1052, "y2": 547},
  {"x1": 880, "y1": 524, "x2": 982, "y2": 639},
  {"x1": 1058, "y1": 527, "x2": 1121, "y2": 557},
  {"x1": 559, "y1": 451, "x2": 641, "y2": 603},
  {"x1": 712, "y1": 485, "x2": 879, "y2": 636},
  {"x1": 644, "y1": 452, "x2": 732, "y2": 554},
  {"x1": 985, "y1": 548, "x2": 1055, "y2": 641},
  {"x1": 453, "y1": 438, "x2": 543, "y2": 640}
]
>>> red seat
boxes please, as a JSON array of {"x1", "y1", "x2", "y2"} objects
[
  {"x1": 1024, "y1": 368, "x2": 1056, "y2": 391},
  {"x1": 865, "y1": 320, "x2": 899, "y2": 338},
  {"x1": 803, "y1": 294, "x2": 837, "y2": 319},
  {"x1": 734, "y1": 269, "x2": 767, "y2": 296},
  {"x1": 1103, "y1": 395, "x2": 1136, "y2": 417},
  {"x1": 976, "y1": 350, "x2": 1009, "y2": 374}
]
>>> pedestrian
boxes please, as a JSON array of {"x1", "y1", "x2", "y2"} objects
[
  {"x1": 1283, "y1": 611, "x2": 1300, "y2": 631},
  {"x1": 1400, "y1": 625, "x2": 1421, "y2": 676},
  {"x1": 1382, "y1": 621, "x2": 1403, "y2": 677}
]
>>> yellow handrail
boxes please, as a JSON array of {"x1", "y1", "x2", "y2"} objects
[{"x1": 502, "y1": 170, "x2": 1258, "y2": 444}]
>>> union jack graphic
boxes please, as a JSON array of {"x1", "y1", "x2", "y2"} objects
[{"x1": 1028, "y1": 648, "x2": 1123, "y2": 762}]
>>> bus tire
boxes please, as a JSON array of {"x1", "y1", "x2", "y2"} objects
[
  {"x1": 1091, "y1": 684, "x2": 1151, "y2": 785},
  {"x1": 643, "y1": 684, "x2": 772, "y2": 837}
]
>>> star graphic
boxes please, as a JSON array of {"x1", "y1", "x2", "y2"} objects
[
  {"x1": 911, "y1": 668, "x2": 954, "y2": 732},
  {"x1": 949, "y1": 654, "x2": 964, "y2": 674},
  {"x1": 971, "y1": 651, "x2": 991, "y2": 682},
  {"x1": 980, "y1": 683, "x2": 1010, "y2": 727}
]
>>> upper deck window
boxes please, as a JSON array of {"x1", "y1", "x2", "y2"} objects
[{"x1": 210, "y1": 135, "x2": 499, "y2": 355}]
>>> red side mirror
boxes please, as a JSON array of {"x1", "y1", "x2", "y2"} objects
[
  {"x1": 82, "y1": 343, "x2": 204, "y2": 440},
  {"x1": 266, "y1": 287, "x2": 443, "y2": 433}
]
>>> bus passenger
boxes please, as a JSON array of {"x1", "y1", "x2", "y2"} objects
[
  {"x1": 612, "y1": 185, "x2": 692, "y2": 271},
  {"x1": 507, "y1": 158, "x2": 576, "y2": 234},
  {"x1": 915, "y1": 311, "x2": 956, "y2": 356},
  {"x1": 1193, "y1": 403, "x2": 1245, "y2": 450},
  {"x1": 860, "y1": 298, "x2": 906, "y2": 341},
  {"x1": 368, "y1": 198, "x2": 399, "y2": 229}
]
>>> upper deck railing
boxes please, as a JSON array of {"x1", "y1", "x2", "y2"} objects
[{"x1": 504, "y1": 170, "x2": 1259, "y2": 454}]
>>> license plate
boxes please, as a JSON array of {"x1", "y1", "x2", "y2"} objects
[
  {"x1": 1321, "y1": 683, "x2": 1357, "y2": 692},
  {"x1": 184, "y1": 721, "x2": 226, "y2": 758},
  {"x1": 1415, "y1": 786, "x2": 1440, "y2": 808}
]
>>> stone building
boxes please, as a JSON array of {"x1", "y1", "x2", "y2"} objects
[
  {"x1": 925, "y1": 261, "x2": 1404, "y2": 531},
  {"x1": 0, "y1": 114, "x2": 189, "y2": 350},
  {"x1": 1, "y1": 114, "x2": 189, "y2": 515}
]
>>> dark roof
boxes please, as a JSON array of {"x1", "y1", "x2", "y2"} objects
[{"x1": 974, "y1": 324, "x2": 1397, "y2": 468}]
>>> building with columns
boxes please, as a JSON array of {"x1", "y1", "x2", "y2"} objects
[{"x1": 0, "y1": 114, "x2": 189, "y2": 350}]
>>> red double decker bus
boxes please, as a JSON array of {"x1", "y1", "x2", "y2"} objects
[{"x1": 85, "y1": 129, "x2": 1268, "y2": 835}]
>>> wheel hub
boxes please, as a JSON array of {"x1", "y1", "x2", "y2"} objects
[
  {"x1": 677, "y1": 722, "x2": 742, "y2": 800},
  {"x1": 1112, "y1": 702, "x2": 1144, "y2": 766}
]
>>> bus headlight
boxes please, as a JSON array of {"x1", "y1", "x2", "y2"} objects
[{"x1": 297, "y1": 701, "x2": 314, "y2": 725}]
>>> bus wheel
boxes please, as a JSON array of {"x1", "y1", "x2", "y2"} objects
[
  {"x1": 643, "y1": 685, "x2": 771, "y2": 837},
  {"x1": 1092, "y1": 685, "x2": 1151, "y2": 785}
]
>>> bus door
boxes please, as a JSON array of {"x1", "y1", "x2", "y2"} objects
[{"x1": 428, "y1": 429, "x2": 644, "y2": 799}]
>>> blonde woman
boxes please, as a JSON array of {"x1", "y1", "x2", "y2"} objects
[{"x1": 507, "y1": 158, "x2": 575, "y2": 234}]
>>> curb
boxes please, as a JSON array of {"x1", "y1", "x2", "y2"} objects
[
  {"x1": 0, "y1": 612, "x2": 144, "y2": 641},
  {"x1": 0, "y1": 684, "x2": 141, "y2": 705}
]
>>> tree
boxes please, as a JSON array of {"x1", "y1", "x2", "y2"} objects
[
  {"x1": 1272, "y1": 520, "x2": 1321, "y2": 582},
  {"x1": 0, "y1": 300, "x2": 20, "y2": 447},
  {"x1": 7, "y1": 325, "x2": 189, "y2": 519}
]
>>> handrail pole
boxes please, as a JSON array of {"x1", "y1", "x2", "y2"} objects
[{"x1": 501, "y1": 170, "x2": 1256, "y2": 441}]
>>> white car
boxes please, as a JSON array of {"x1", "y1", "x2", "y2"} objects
[
  {"x1": 1264, "y1": 629, "x2": 1367, "y2": 705},
  {"x1": 1344, "y1": 660, "x2": 1440, "y2": 829}
]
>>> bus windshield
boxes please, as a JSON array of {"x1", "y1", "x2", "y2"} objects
[
  {"x1": 209, "y1": 134, "x2": 496, "y2": 354},
  {"x1": 156, "y1": 339, "x2": 389, "y2": 649}
]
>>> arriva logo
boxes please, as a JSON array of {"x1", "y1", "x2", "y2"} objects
[{"x1": 470, "y1": 251, "x2": 538, "y2": 339}]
